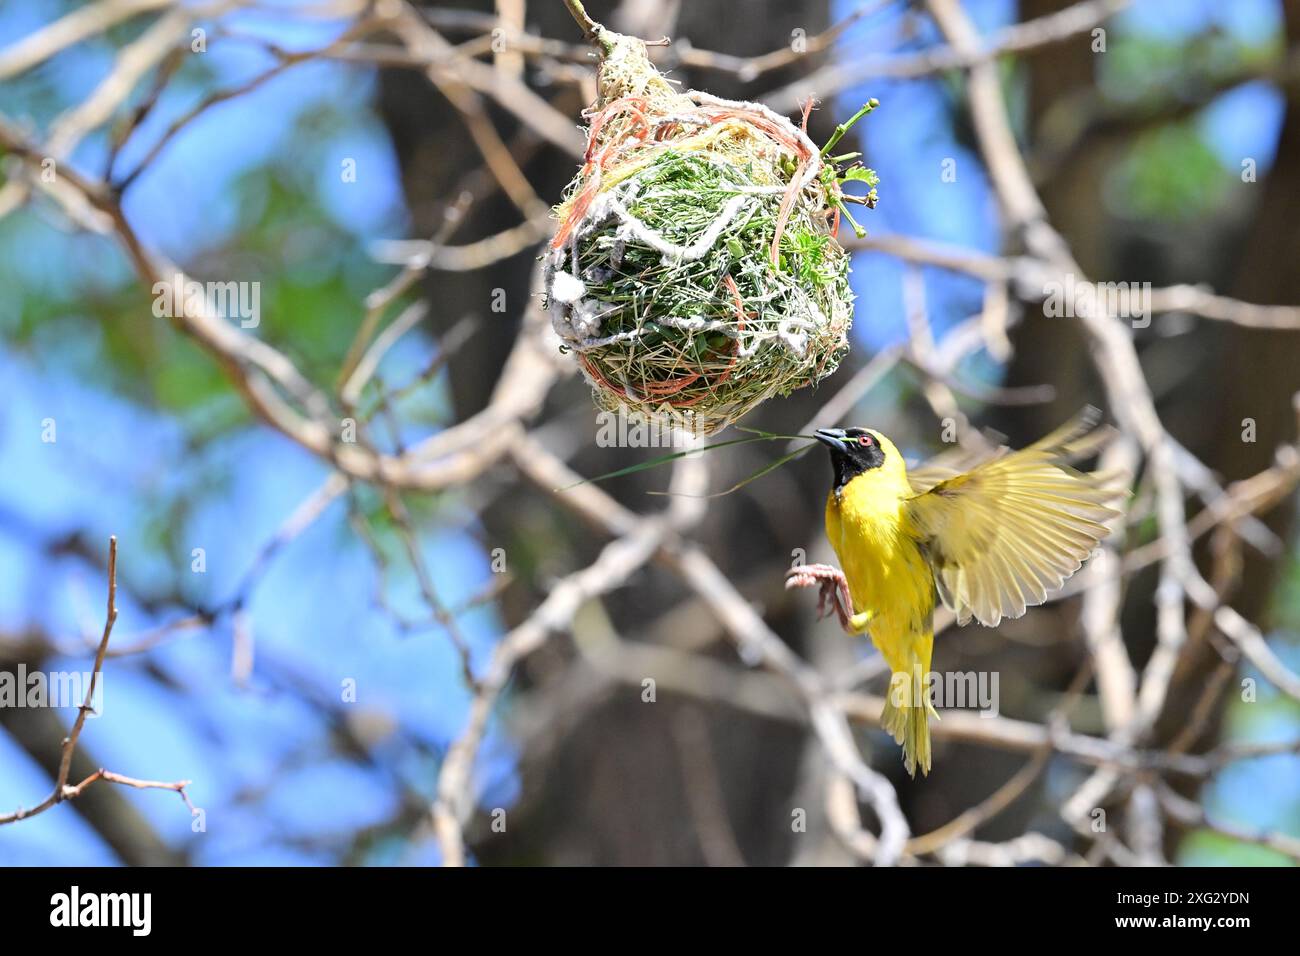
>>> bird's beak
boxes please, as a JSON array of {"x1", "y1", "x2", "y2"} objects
[{"x1": 815, "y1": 428, "x2": 849, "y2": 454}]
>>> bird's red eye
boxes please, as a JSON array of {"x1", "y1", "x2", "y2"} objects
[{"x1": 859, "y1": 435, "x2": 872, "y2": 446}]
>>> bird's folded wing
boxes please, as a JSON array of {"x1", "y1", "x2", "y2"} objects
[{"x1": 904, "y1": 409, "x2": 1125, "y2": 627}]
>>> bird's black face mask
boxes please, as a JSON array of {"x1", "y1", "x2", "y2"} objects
[{"x1": 815, "y1": 427, "x2": 886, "y2": 494}]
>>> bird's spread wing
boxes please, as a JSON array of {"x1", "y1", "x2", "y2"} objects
[
  {"x1": 906, "y1": 446, "x2": 1002, "y2": 495},
  {"x1": 905, "y1": 409, "x2": 1124, "y2": 627}
]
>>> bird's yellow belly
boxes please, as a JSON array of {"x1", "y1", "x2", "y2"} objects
[{"x1": 826, "y1": 487, "x2": 935, "y2": 672}]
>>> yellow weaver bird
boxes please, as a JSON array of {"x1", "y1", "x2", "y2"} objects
[{"x1": 786, "y1": 409, "x2": 1123, "y2": 777}]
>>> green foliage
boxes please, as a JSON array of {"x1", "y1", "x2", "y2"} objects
[
  {"x1": 1101, "y1": 31, "x2": 1280, "y2": 106},
  {"x1": 1179, "y1": 828, "x2": 1296, "y2": 867},
  {"x1": 1111, "y1": 122, "x2": 1228, "y2": 222}
]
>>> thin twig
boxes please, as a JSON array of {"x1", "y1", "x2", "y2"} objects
[{"x1": 0, "y1": 537, "x2": 193, "y2": 826}]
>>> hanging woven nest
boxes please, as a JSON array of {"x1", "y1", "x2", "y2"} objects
[{"x1": 545, "y1": 29, "x2": 878, "y2": 435}]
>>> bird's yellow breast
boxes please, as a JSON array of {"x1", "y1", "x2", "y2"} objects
[{"x1": 825, "y1": 466, "x2": 935, "y2": 660}]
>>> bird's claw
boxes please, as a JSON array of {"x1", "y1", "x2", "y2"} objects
[{"x1": 785, "y1": 563, "x2": 854, "y2": 633}]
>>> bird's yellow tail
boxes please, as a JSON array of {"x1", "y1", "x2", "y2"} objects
[{"x1": 880, "y1": 658, "x2": 938, "y2": 777}]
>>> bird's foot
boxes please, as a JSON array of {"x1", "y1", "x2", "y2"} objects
[{"x1": 785, "y1": 563, "x2": 854, "y2": 632}]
